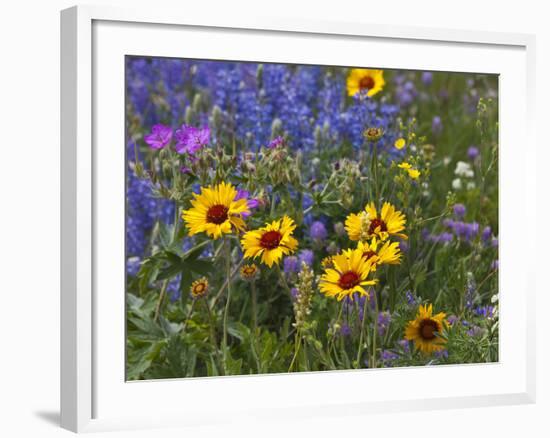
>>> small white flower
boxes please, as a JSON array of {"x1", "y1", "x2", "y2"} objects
[
  {"x1": 491, "y1": 294, "x2": 499, "y2": 304},
  {"x1": 443, "y1": 156, "x2": 452, "y2": 166},
  {"x1": 452, "y1": 178, "x2": 462, "y2": 190},
  {"x1": 455, "y1": 161, "x2": 474, "y2": 178},
  {"x1": 466, "y1": 181, "x2": 476, "y2": 190}
]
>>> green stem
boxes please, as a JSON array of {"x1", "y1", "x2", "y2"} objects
[
  {"x1": 371, "y1": 290, "x2": 379, "y2": 369},
  {"x1": 275, "y1": 264, "x2": 292, "y2": 296},
  {"x1": 371, "y1": 142, "x2": 379, "y2": 201},
  {"x1": 181, "y1": 299, "x2": 196, "y2": 332},
  {"x1": 204, "y1": 299, "x2": 223, "y2": 375},
  {"x1": 251, "y1": 281, "x2": 258, "y2": 331},
  {"x1": 222, "y1": 237, "x2": 232, "y2": 373},
  {"x1": 153, "y1": 280, "x2": 169, "y2": 322},
  {"x1": 356, "y1": 295, "x2": 369, "y2": 368},
  {"x1": 288, "y1": 332, "x2": 302, "y2": 372},
  {"x1": 210, "y1": 258, "x2": 245, "y2": 308}
]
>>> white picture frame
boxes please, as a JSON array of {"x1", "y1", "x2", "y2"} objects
[{"x1": 60, "y1": 4, "x2": 536, "y2": 433}]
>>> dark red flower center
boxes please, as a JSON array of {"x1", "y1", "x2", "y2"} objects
[
  {"x1": 419, "y1": 319, "x2": 439, "y2": 340},
  {"x1": 260, "y1": 230, "x2": 282, "y2": 249},
  {"x1": 359, "y1": 76, "x2": 375, "y2": 90},
  {"x1": 369, "y1": 218, "x2": 387, "y2": 235},
  {"x1": 338, "y1": 271, "x2": 360, "y2": 290},
  {"x1": 206, "y1": 204, "x2": 229, "y2": 224},
  {"x1": 363, "y1": 250, "x2": 377, "y2": 261}
]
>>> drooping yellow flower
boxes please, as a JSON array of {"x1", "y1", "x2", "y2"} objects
[
  {"x1": 240, "y1": 263, "x2": 259, "y2": 281},
  {"x1": 405, "y1": 304, "x2": 447, "y2": 354},
  {"x1": 363, "y1": 127, "x2": 384, "y2": 142},
  {"x1": 241, "y1": 216, "x2": 298, "y2": 267},
  {"x1": 345, "y1": 202, "x2": 407, "y2": 242},
  {"x1": 182, "y1": 182, "x2": 250, "y2": 240},
  {"x1": 398, "y1": 162, "x2": 421, "y2": 179},
  {"x1": 319, "y1": 247, "x2": 377, "y2": 301},
  {"x1": 353, "y1": 237, "x2": 401, "y2": 270},
  {"x1": 346, "y1": 68, "x2": 385, "y2": 97},
  {"x1": 190, "y1": 277, "x2": 209, "y2": 298},
  {"x1": 394, "y1": 138, "x2": 406, "y2": 150}
]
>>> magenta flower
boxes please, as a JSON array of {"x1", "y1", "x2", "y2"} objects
[
  {"x1": 235, "y1": 189, "x2": 259, "y2": 217},
  {"x1": 267, "y1": 136, "x2": 284, "y2": 149},
  {"x1": 144, "y1": 124, "x2": 173, "y2": 150},
  {"x1": 174, "y1": 125, "x2": 210, "y2": 154}
]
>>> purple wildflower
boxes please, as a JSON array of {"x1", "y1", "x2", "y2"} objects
[
  {"x1": 474, "y1": 305, "x2": 495, "y2": 318},
  {"x1": 235, "y1": 189, "x2": 259, "y2": 217},
  {"x1": 491, "y1": 260, "x2": 499, "y2": 270},
  {"x1": 290, "y1": 287, "x2": 299, "y2": 301},
  {"x1": 467, "y1": 145, "x2": 480, "y2": 160},
  {"x1": 298, "y1": 249, "x2": 314, "y2": 267},
  {"x1": 283, "y1": 256, "x2": 299, "y2": 275},
  {"x1": 144, "y1": 124, "x2": 173, "y2": 150},
  {"x1": 398, "y1": 339, "x2": 410, "y2": 354},
  {"x1": 377, "y1": 311, "x2": 392, "y2": 336},
  {"x1": 453, "y1": 203, "x2": 466, "y2": 218},
  {"x1": 310, "y1": 221, "x2": 328, "y2": 241},
  {"x1": 467, "y1": 326, "x2": 483, "y2": 337},
  {"x1": 421, "y1": 71, "x2": 433, "y2": 86},
  {"x1": 180, "y1": 166, "x2": 193, "y2": 175},
  {"x1": 447, "y1": 315, "x2": 459, "y2": 325},
  {"x1": 267, "y1": 136, "x2": 284, "y2": 149},
  {"x1": 434, "y1": 349, "x2": 449, "y2": 359},
  {"x1": 481, "y1": 226, "x2": 492, "y2": 242},
  {"x1": 380, "y1": 350, "x2": 399, "y2": 365},
  {"x1": 431, "y1": 116, "x2": 443, "y2": 136},
  {"x1": 406, "y1": 290, "x2": 418, "y2": 306},
  {"x1": 340, "y1": 323, "x2": 352, "y2": 337},
  {"x1": 174, "y1": 125, "x2": 210, "y2": 154}
]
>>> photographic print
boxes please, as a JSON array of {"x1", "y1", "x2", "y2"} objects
[{"x1": 125, "y1": 57, "x2": 499, "y2": 380}]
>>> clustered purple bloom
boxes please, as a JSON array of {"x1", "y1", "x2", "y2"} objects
[
  {"x1": 465, "y1": 274, "x2": 476, "y2": 310},
  {"x1": 421, "y1": 71, "x2": 433, "y2": 86},
  {"x1": 377, "y1": 311, "x2": 392, "y2": 336},
  {"x1": 343, "y1": 293, "x2": 368, "y2": 322},
  {"x1": 174, "y1": 125, "x2": 210, "y2": 154},
  {"x1": 467, "y1": 145, "x2": 480, "y2": 160},
  {"x1": 405, "y1": 290, "x2": 419, "y2": 306},
  {"x1": 427, "y1": 232, "x2": 454, "y2": 244},
  {"x1": 474, "y1": 305, "x2": 496, "y2": 318},
  {"x1": 144, "y1": 124, "x2": 173, "y2": 150},
  {"x1": 283, "y1": 256, "x2": 299, "y2": 275},
  {"x1": 126, "y1": 167, "x2": 174, "y2": 257},
  {"x1": 298, "y1": 249, "x2": 314, "y2": 267},
  {"x1": 394, "y1": 75, "x2": 418, "y2": 107},
  {"x1": 267, "y1": 136, "x2": 284, "y2": 149},
  {"x1": 235, "y1": 189, "x2": 259, "y2": 218},
  {"x1": 380, "y1": 350, "x2": 399, "y2": 365},
  {"x1": 310, "y1": 220, "x2": 328, "y2": 241},
  {"x1": 447, "y1": 315, "x2": 459, "y2": 325},
  {"x1": 441, "y1": 219, "x2": 481, "y2": 243},
  {"x1": 453, "y1": 203, "x2": 466, "y2": 218},
  {"x1": 431, "y1": 116, "x2": 443, "y2": 136},
  {"x1": 481, "y1": 226, "x2": 492, "y2": 242},
  {"x1": 340, "y1": 323, "x2": 352, "y2": 337}
]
